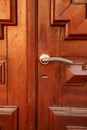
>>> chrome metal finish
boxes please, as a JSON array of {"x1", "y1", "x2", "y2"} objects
[
  {"x1": 39, "y1": 54, "x2": 74, "y2": 65},
  {"x1": 39, "y1": 54, "x2": 50, "y2": 65}
]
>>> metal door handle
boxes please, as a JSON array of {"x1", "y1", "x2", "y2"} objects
[{"x1": 39, "y1": 54, "x2": 74, "y2": 65}]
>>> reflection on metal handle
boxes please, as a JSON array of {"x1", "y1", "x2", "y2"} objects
[{"x1": 39, "y1": 54, "x2": 74, "y2": 65}]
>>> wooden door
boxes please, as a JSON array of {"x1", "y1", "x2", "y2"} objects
[
  {"x1": 38, "y1": 0, "x2": 87, "y2": 130},
  {"x1": 0, "y1": 0, "x2": 27, "y2": 130}
]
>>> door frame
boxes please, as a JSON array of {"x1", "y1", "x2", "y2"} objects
[{"x1": 26, "y1": 0, "x2": 38, "y2": 130}]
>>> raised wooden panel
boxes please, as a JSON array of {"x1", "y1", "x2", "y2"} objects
[
  {"x1": 67, "y1": 126, "x2": 87, "y2": 130},
  {"x1": 0, "y1": 0, "x2": 10, "y2": 20},
  {"x1": 50, "y1": 0, "x2": 87, "y2": 39},
  {"x1": 72, "y1": 0, "x2": 87, "y2": 3},
  {"x1": 0, "y1": 0, "x2": 17, "y2": 39},
  {"x1": 0, "y1": 106, "x2": 18, "y2": 130},
  {"x1": 60, "y1": 64, "x2": 87, "y2": 85},
  {"x1": 0, "y1": 0, "x2": 17, "y2": 25},
  {"x1": 49, "y1": 107, "x2": 87, "y2": 130}
]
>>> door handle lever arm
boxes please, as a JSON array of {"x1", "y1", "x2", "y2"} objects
[{"x1": 39, "y1": 54, "x2": 74, "y2": 65}]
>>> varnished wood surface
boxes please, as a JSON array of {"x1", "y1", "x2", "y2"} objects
[
  {"x1": 0, "y1": 26, "x2": 7, "y2": 105},
  {"x1": 1, "y1": 0, "x2": 87, "y2": 130},
  {"x1": 0, "y1": 0, "x2": 10, "y2": 20},
  {"x1": 73, "y1": 0, "x2": 87, "y2": 3},
  {"x1": 38, "y1": 0, "x2": 60, "y2": 129},
  {"x1": 38, "y1": 0, "x2": 87, "y2": 130},
  {"x1": 26, "y1": 0, "x2": 37, "y2": 129},
  {"x1": 7, "y1": 0, "x2": 27, "y2": 129},
  {"x1": 0, "y1": 106, "x2": 18, "y2": 130},
  {"x1": 0, "y1": 0, "x2": 17, "y2": 25},
  {"x1": 0, "y1": 0, "x2": 27, "y2": 130}
]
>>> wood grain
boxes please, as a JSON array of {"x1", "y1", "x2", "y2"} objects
[
  {"x1": 26, "y1": 0, "x2": 37, "y2": 129},
  {"x1": 37, "y1": 0, "x2": 87, "y2": 129},
  {"x1": 0, "y1": 106, "x2": 18, "y2": 130},
  {"x1": 0, "y1": 0, "x2": 10, "y2": 20},
  {"x1": 0, "y1": 25, "x2": 7, "y2": 105},
  {"x1": 49, "y1": 107, "x2": 87, "y2": 130},
  {"x1": 0, "y1": 0, "x2": 17, "y2": 39},
  {"x1": 50, "y1": 0, "x2": 87, "y2": 39},
  {"x1": 38, "y1": 0, "x2": 60, "y2": 129},
  {"x1": 7, "y1": 0, "x2": 27, "y2": 130},
  {"x1": 0, "y1": 0, "x2": 17, "y2": 25},
  {"x1": 73, "y1": 0, "x2": 87, "y2": 3},
  {"x1": 0, "y1": 25, "x2": 4, "y2": 39}
]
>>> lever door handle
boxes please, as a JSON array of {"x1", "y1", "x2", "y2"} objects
[{"x1": 39, "y1": 54, "x2": 74, "y2": 65}]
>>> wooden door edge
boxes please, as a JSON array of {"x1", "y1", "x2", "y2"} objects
[{"x1": 26, "y1": 0, "x2": 38, "y2": 130}]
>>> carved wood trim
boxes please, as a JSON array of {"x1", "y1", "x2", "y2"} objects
[
  {"x1": 60, "y1": 64, "x2": 87, "y2": 85},
  {"x1": 50, "y1": 0, "x2": 87, "y2": 39},
  {"x1": 73, "y1": 0, "x2": 87, "y2": 3},
  {"x1": 0, "y1": 0, "x2": 17, "y2": 39},
  {"x1": 67, "y1": 126, "x2": 87, "y2": 130},
  {"x1": 0, "y1": 106, "x2": 19, "y2": 130},
  {"x1": 0, "y1": 0, "x2": 17, "y2": 25},
  {"x1": 49, "y1": 107, "x2": 87, "y2": 130}
]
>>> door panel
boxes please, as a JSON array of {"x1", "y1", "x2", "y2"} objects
[
  {"x1": 49, "y1": 107, "x2": 87, "y2": 130},
  {"x1": 51, "y1": 0, "x2": 87, "y2": 39},
  {"x1": 38, "y1": 0, "x2": 87, "y2": 130},
  {"x1": 0, "y1": 106, "x2": 18, "y2": 130},
  {"x1": 0, "y1": 0, "x2": 27, "y2": 130}
]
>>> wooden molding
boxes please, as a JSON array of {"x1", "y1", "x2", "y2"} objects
[
  {"x1": 0, "y1": 106, "x2": 19, "y2": 130},
  {"x1": 0, "y1": 0, "x2": 17, "y2": 25},
  {"x1": 0, "y1": 0, "x2": 17, "y2": 39},
  {"x1": 73, "y1": 0, "x2": 87, "y2": 3},
  {"x1": 67, "y1": 126, "x2": 87, "y2": 130},
  {"x1": 50, "y1": 0, "x2": 87, "y2": 39},
  {"x1": 60, "y1": 64, "x2": 87, "y2": 85},
  {"x1": 49, "y1": 107, "x2": 87, "y2": 130}
]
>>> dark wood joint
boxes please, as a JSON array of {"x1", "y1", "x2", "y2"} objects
[
  {"x1": 0, "y1": 25, "x2": 4, "y2": 40},
  {"x1": 0, "y1": 58, "x2": 7, "y2": 84}
]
